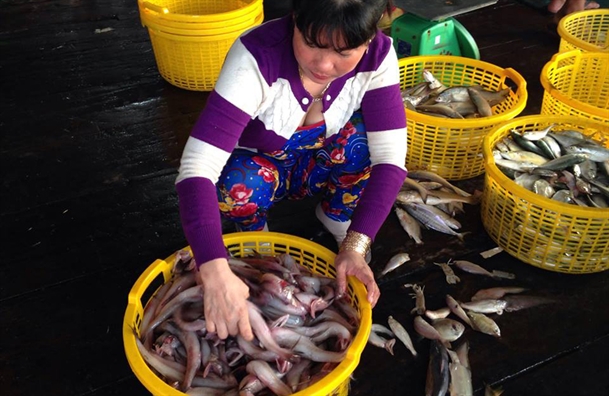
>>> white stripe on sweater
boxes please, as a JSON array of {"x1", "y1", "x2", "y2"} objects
[
  {"x1": 367, "y1": 128, "x2": 408, "y2": 168},
  {"x1": 176, "y1": 137, "x2": 232, "y2": 185}
]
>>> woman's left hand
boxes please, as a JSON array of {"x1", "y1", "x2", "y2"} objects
[{"x1": 335, "y1": 250, "x2": 380, "y2": 307}]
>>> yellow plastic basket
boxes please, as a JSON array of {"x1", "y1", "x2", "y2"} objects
[
  {"x1": 139, "y1": 0, "x2": 263, "y2": 24},
  {"x1": 540, "y1": 50, "x2": 609, "y2": 125},
  {"x1": 145, "y1": 11, "x2": 263, "y2": 91},
  {"x1": 398, "y1": 55, "x2": 528, "y2": 180},
  {"x1": 481, "y1": 115, "x2": 609, "y2": 274},
  {"x1": 123, "y1": 232, "x2": 372, "y2": 396},
  {"x1": 557, "y1": 9, "x2": 609, "y2": 53},
  {"x1": 139, "y1": 0, "x2": 264, "y2": 31}
]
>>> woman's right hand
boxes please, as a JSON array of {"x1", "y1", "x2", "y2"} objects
[{"x1": 196, "y1": 258, "x2": 254, "y2": 341}]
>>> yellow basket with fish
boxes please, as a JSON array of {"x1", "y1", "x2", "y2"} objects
[
  {"x1": 557, "y1": 9, "x2": 609, "y2": 53},
  {"x1": 397, "y1": 55, "x2": 528, "y2": 181},
  {"x1": 481, "y1": 115, "x2": 609, "y2": 274},
  {"x1": 138, "y1": 0, "x2": 264, "y2": 91},
  {"x1": 540, "y1": 49, "x2": 609, "y2": 125},
  {"x1": 123, "y1": 232, "x2": 373, "y2": 396}
]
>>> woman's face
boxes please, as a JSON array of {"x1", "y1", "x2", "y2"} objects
[{"x1": 293, "y1": 26, "x2": 369, "y2": 85}]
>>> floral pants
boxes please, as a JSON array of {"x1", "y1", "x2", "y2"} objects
[{"x1": 216, "y1": 112, "x2": 371, "y2": 231}]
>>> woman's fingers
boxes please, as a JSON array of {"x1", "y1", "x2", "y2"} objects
[
  {"x1": 336, "y1": 259, "x2": 348, "y2": 298},
  {"x1": 238, "y1": 313, "x2": 254, "y2": 341},
  {"x1": 337, "y1": 250, "x2": 381, "y2": 307}
]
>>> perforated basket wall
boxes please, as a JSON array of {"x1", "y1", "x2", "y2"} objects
[
  {"x1": 481, "y1": 115, "x2": 609, "y2": 274},
  {"x1": 540, "y1": 50, "x2": 609, "y2": 125},
  {"x1": 558, "y1": 9, "x2": 609, "y2": 53},
  {"x1": 398, "y1": 55, "x2": 528, "y2": 181},
  {"x1": 123, "y1": 232, "x2": 372, "y2": 395}
]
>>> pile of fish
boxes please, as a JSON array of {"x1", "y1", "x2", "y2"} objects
[
  {"x1": 393, "y1": 170, "x2": 481, "y2": 245},
  {"x1": 492, "y1": 125, "x2": 609, "y2": 207},
  {"x1": 367, "y1": 257, "x2": 553, "y2": 395},
  {"x1": 135, "y1": 249, "x2": 361, "y2": 395},
  {"x1": 401, "y1": 69, "x2": 511, "y2": 119}
]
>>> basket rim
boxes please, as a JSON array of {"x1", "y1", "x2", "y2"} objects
[
  {"x1": 141, "y1": 10, "x2": 262, "y2": 36},
  {"x1": 138, "y1": 0, "x2": 262, "y2": 23},
  {"x1": 539, "y1": 50, "x2": 609, "y2": 118},
  {"x1": 398, "y1": 55, "x2": 528, "y2": 125},
  {"x1": 123, "y1": 232, "x2": 373, "y2": 396},
  {"x1": 483, "y1": 114, "x2": 609, "y2": 218},
  {"x1": 146, "y1": 23, "x2": 252, "y2": 41},
  {"x1": 140, "y1": 2, "x2": 263, "y2": 30},
  {"x1": 557, "y1": 9, "x2": 609, "y2": 53}
]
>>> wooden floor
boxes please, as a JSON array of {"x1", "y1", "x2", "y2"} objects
[{"x1": 1, "y1": 1, "x2": 608, "y2": 395}]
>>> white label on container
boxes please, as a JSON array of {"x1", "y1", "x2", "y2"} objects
[{"x1": 435, "y1": 35, "x2": 441, "y2": 45}]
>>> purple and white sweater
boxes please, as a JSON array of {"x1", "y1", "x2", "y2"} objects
[{"x1": 176, "y1": 15, "x2": 407, "y2": 265}]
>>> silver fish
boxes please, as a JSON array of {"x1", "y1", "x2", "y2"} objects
[
  {"x1": 520, "y1": 124, "x2": 555, "y2": 141},
  {"x1": 461, "y1": 299, "x2": 508, "y2": 315},
  {"x1": 397, "y1": 189, "x2": 480, "y2": 206},
  {"x1": 501, "y1": 150, "x2": 549, "y2": 165},
  {"x1": 471, "y1": 286, "x2": 527, "y2": 301},
  {"x1": 414, "y1": 316, "x2": 451, "y2": 348},
  {"x1": 395, "y1": 206, "x2": 424, "y2": 245},
  {"x1": 407, "y1": 170, "x2": 472, "y2": 197},
  {"x1": 468, "y1": 87, "x2": 493, "y2": 117},
  {"x1": 406, "y1": 203, "x2": 468, "y2": 240},
  {"x1": 533, "y1": 179, "x2": 555, "y2": 198},
  {"x1": 368, "y1": 324, "x2": 396, "y2": 355},
  {"x1": 467, "y1": 311, "x2": 501, "y2": 337},
  {"x1": 432, "y1": 318, "x2": 465, "y2": 342},
  {"x1": 435, "y1": 86, "x2": 471, "y2": 103},
  {"x1": 537, "y1": 153, "x2": 589, "y2": 170},
  {"x1": 403, "y1": 176, "x2": 429, "y2": 203},
  {"x1": 490, "y1": 269, "x2": 516, "y2": 280},
  {"x1": 426, "y1": 340, "x2": 450, "y2": 396},
  {"x1": 381, "y1": 252, "x2": 411, "y2": 276},
  {"x1": 446, "y1": 294, "x2": 473, "y2": 328},
  {"x1": 452, "y1": 259, "x2": 495, "y2": 278},
  {"x1": 423, "y1": 69, "x2": 447, "y2": 91},
  {"x1": 417, "y1": 103, "x2": 465, "y2": 118},
  {"x1": 388, "y1": 315, "x2": 417, "y2": 357},
  {"x1": 538, "y1": 135, "x2": 562, "y2": 159},
  {"x1": 425, "y1": 307, "x2": 451, "y2": 320},
  {"x1": 447, "y1": 349, "x2": 473, "y2": 396}
]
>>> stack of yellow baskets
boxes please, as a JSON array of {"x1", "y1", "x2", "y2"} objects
[
  {"x1": 481, "y1": 9, "x2": 609, "y2": 274},
  {"x1": 138, "y1": 0, "x2": 264, "y2": 91},
  {"x1": 123, "y1": 232, "x2": 372, "y2": 396},
  {"x1": 541, "y1": 9, "x2": 608, "y2": 124}
]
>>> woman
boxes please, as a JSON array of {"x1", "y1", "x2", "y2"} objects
[{"x1": 176, "y1": 0, "x2": 407, "y2": 341}]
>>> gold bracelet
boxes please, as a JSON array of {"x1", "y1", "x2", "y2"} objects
[{"x1": 339, "y1": 230, "x2": 372, "y2": 257}]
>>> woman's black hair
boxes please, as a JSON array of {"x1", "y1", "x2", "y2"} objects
[{"x1": 292, "y1": 0, "x2": 391, "y2": 52}]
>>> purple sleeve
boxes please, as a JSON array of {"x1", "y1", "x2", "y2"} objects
[
  {"x1": 176, "y1": 177, "x2": 228, "y2": 266},
  {"x1": 361, "y1": 84, "x2": 406, "y2": 132},
  {"x1": 350, "y1": 74, "x2": 408, "y2": 240},
  {"x1": 176, "y1": 92, "x2": 253, "y2": 266}
]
